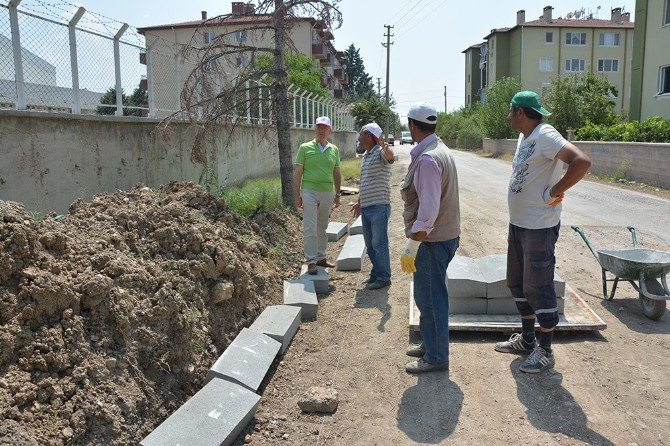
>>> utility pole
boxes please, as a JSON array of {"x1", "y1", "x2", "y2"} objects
[
  {"x1": 376, "y1": 77, "x2": 382, "y2": 97},
  {"x1": 444, "y1": 85, "x2": 447, "y2": 113},
  {"x1": 382, "y1": 24, "x2": 393, "y2": 136}
]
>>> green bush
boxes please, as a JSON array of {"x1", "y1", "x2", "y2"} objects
[
  {"x1": 436, "y1": 105, "x2": 484, "y2": 150},
  {"x1": 456, "y1": 119, "x2": 484, "y2": 150},
  {"x1": 575, "y1": 116, "x2": 670, "y2": 142},
  {"x1": 479, "y1": 77, "x2": 523, "y2": 139}
]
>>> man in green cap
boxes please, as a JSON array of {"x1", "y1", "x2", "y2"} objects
[{"x1": 494, "y1": 91, "x2": 591, "y2": 373}]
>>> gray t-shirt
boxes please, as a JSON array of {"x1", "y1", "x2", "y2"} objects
[
  {"x1": 508, "y1": 123, "x2": 567, "y2": 229},
  {"x1": 359, "y1": 145, "x2": 393, "y2": 208}
]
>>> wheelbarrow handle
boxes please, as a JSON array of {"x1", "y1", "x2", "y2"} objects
[
  {"x1": 627, "y1": 226, "x2": 638, "y2": 248},
  {"x1": 571, "y1": 226, "x2": 599, "y2": 261}
]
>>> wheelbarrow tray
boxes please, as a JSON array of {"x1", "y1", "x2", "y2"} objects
[{"x1": 597, "y1": 248, "x2": 670, "y2": 281}]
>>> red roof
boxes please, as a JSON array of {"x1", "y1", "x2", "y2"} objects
[
  {"x1": 484, "y1": 18, "x2": 633, "y2": 39},
  {"x1": 138, "y1": 14, "x2": 314, "y2": 33}
]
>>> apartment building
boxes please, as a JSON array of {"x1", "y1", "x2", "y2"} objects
[
  {"x1": 137, "y1": 2, "x2": 348, "y2": 115},
  {"x1": 629, "y1": 0, "x2": 670, "y2": 120},
  {"x1": 464, "y1": 6, "x2": 634, "y2": 114},
  {"x1": 462, "y1": 43, "x2": 483, "y2": 107}
]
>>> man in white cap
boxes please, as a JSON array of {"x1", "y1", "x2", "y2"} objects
[
  {"x1": 400, "y1": 103, "x2": 461, "y2": 373},
  {"x1": 352, "y1": 122, "x2": 395, "y2": 290},
  {"x1": 293, "y1": 116, "x2": 342, "y2": 275}
]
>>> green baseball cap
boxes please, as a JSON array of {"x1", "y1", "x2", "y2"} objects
[{"x1": 510, "y1": 91, "x2": 551, "y2": 116}]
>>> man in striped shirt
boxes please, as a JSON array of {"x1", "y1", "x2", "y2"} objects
[{"x1": 351, "y1": 123, "x2": 395, "y2": 290}]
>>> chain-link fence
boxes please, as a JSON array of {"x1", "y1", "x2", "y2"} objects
[{"x1": 0, "y1": 0, "x2": 354, "y2": 130}]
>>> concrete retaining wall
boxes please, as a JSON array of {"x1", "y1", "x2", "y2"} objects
[
  {"x1": 0, "y1": 110, "x2": 356, "y2": 212},
  {"x1": 483, "y1": 138, "x2": 670, "y2": 188}
]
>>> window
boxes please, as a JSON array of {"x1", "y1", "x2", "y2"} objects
[
  {"x1": 565, "y1": 59, "x2": 585, "y2": 72},
  {"x1": 236, "y1": 56, "x2": 249, "y2": 68},
  {"x1": 235, "y1": 30, "x2": 247, "y2": 43},
  {"x1": 660, "y1": 65, "x2": 670, "y2": 95},
  {"x1": 490, "y1": 39, "x2": 495, "y2": 51},
  {"x1": 467, "y1": 74, "x2": 471, "y2": 83},
  {"x1": 541, "y1": 82, "x2": 551, "y2": 97},
  {"x1": 599, "y1": 33, "x2": 620, "y2": 46},
  {"x1": 565, "y1": 32, "x2": 586, "y2": 45},
  {"x1": 539, "y1": 58, "x2": 553, "y2": 72},
  {"x1": 597, "y1": 59, "x2": 619, "y2": 72},
  {"x1": 203, "y1": 31, "x2": 216, "y2": 45},
  {"x1": 665, "y1": 0, "x2": 670, "y2": 25},
  {"x1": 545, "y1": 32, "x2": 553, "y2": 43}
]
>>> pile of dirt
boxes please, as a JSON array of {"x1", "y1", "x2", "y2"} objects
[{"x1": 0, "y1": 182, "x2": 302, "y2": 445}]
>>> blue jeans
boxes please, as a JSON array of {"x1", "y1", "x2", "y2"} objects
[
  {"x1": 361, "y1": 204, "x2": 392, "y2": 282},
  {"x1": 413, "y1": 237, "x2": 459, "y2": 365},
  {"x1": 507, "y1": 223, "x2": 560, "y2": 329}
]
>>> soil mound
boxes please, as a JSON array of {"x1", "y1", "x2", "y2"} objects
[{"x1": 0, "y1": 182, "x2": 301, "y2": 445}]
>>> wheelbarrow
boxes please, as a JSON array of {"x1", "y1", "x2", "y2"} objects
[{"x1": 572, "y1": 226, "x2": 670, "y2": 320}]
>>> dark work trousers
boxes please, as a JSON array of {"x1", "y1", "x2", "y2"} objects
[{"x1": 507, "y1": 223, "x2": 560, "y2": 329}]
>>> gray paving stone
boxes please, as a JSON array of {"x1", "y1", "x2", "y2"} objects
[
  {"x1": 446, "y1": 256, "x2": 487, "y2": 298},
  {"x1": 486, "y1": 296, "x2": 565, "y2": 315},
  {"x1": 478, "y1": 254, "x2": 567, "y2": 299},
  {"x1": 140, "y1": 378, "x2": 260, "y2": 446},
  {"x1": 249, "y1": 305, "x2": 301, "y2": 354},
  {"x1": 283, "y1": 280, "x2": 318, "y2": 320},
  {"x1": 205, "y1": 328, "x2": 281, "y2": 392},
  {"x1": 299, "y1": 264, "x2": 329, "y2": 294},
  {"x1": 327, "y1": 222, "x2": 348, "y2": 242},
  {"x1": 449, "y1": 296, "x2": 488, "y2": 314},
  {"x1": 349, "y1": 216, "x2": 363, "y2": 235},
  {"x1": 336, "y1": 234, "x2": 367, "y2": 271}
]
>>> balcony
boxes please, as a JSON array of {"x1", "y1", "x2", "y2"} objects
[
  {"x1": 139, "y1": 52, "x2": 147, "y2": 65},
  {"x1": 334, "y1": 68, "x2": 345, "y2": 81},
  {"x1": 312, "y1": 43, "x2": 325, "y2": 59},
  {"x1": 321, "y1": 53, "x2": 332, "y2": 66},
  {"x1": 334, "y1": 89, "x2": 343, "y2": 99}
]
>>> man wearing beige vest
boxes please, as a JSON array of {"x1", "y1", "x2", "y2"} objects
[{"x1": 400, "y1": 103, "x2": 461, "y2": 374}]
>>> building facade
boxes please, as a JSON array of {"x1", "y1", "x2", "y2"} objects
[
  {"x1": 464, "y1": 6, "x2": 634, "y2": 114},
  {"x1": 629, "y1": 0, "x2": 670, "y2": 120},
  {"x1": 138, "y1": 2, "x2": 348, "y2": 116}
]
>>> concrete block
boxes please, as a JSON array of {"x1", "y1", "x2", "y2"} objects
[
  {"x1": 140, "y1": 378, "x2": 260, "y2": 446},
  {"x1": 327, "y1": 222, "x2": 348, "y2": 242},
  {"x1": 449, "y1": 296, "x2": 488, "y2": 314},
  {"x1": 283, "y1": 280, "x2": 318, "y2": 320},
  {"x1": 299, "y1": 264, "x2": 329, "y2": 294},
  {"x1": 336, "y1": 234, "x2": 367, "y2": 271},
  {"x1": 349, "y1": 216, "x2": 363, "y2": 235},
  {"x1": 486, "y1": 296, "x2": 565, "y2": 315},
  {"x1": 479, "y1": 254, "x2": 566, "y2": 298},
  {"x1": 249, "y1": 305, "x2": 301, "y2": 354},
  {"x1": 206, "y1": 328, "x2": 281, "y2": 392},
  {"x1": 446, "y1": 256, "x2": 487, "y2": 298}
]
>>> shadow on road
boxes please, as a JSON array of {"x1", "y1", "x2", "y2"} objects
[
  {"x1": 354, "y1": 289, "x2": 392, "y2": 332},
  {"x1": 578, "y1": 287, "x2": 669, "y2": 334},
  {"x1": 396, "y1": 374, "x2": 463, "y2": 444},
  {"x1": 510, "y1": 358, "x2": 614, "y2": 446}
]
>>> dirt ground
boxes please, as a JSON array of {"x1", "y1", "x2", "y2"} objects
[
  {"x1": 0, "y1": 182, "x2": 303, "y2": 445},
  {"x1": 236, "y1": 147, "x2": 670, "y2": 446}
]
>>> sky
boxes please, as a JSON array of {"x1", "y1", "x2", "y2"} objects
[{"x1": 4, "y1": 0, "x2": 637, "y2": 118}]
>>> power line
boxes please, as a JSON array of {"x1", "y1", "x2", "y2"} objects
[
  {"x1": 392, "y1": 0, "x2": 424, "y2": 26},
  {"x1": 396, "y1": 0, "x2": 450, "y2": 37},
  {"x1": 386, "y1": 0, "x2": 418, "y2": 23},
  {"x1": 394, "y1": 0, "x2": 436, "y2": 30}
]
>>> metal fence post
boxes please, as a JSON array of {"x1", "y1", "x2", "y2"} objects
[
  {"x1": 245, "y1": 80, "x2": 251, "y2": 124},
  {"x1": 305, "y1": 93, "x2": 314, "y2": 127},
  {"x1": 146, "y1": 37, "x2": 159, "y2": 118},
  {"x1": 298, "y1": 89, "x2": 304, "y2": 127},
  {"x1": 8, "y1": 0, "x2": 25, "y2": 110},
  {"x1": 68, "y1": 7, "x2": 86, "y2": 114},
  {"x1": 174, "y1": 53, "x2": 181, "y2": 114},
  {"x1": 113, "y1": 23, "x2": 129, "y2": 116},
  {"x1": 258, "y1": 81, "x2": 263, "y2": 125}
]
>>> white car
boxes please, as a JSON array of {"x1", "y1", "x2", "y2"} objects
[{"x1": 400, "y1": 131, "x2": 413, "y2": 145}]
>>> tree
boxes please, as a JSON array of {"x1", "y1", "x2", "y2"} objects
[
  {"x1": 96, "y1": 86, "x2": 148, "y2": 116},
  {"x1": 350, "y1": 95, "x2": 393, "y2": 131},
  {"x1": 479, "y1": 76, "x2": 523, "y2": 139},
  {"x1": 161, "y1": 0, "x2": 342, "y2": 209},
  {"x1": 344, "y1": 44, "x2": 374, "y2": 100},
  {"x1": 257, "y1": 51, "x2": 328, "y2": 98},
  {"x1": 544, "y1": 72, "x2": 618, "y2": 136}
]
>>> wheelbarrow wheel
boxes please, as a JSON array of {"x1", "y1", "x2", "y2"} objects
[{"x1": 639, "y1": 278, "x2": 667, "y2": 320}]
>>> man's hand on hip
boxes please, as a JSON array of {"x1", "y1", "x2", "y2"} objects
[{"x1": 400, "y1": 238, "x2": 421, "y2": 273}]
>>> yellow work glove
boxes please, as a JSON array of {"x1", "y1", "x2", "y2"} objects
[{"x1": 400, "y1": 238, "x2": 421, "y2": 273}]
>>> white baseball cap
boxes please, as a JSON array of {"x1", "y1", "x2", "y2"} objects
[
  {"x1": 315, "y1": 116, "x2": 332, "y2": 127},
  {"x1": 362, "y1": 122, "x2": 382, "y2": 140},
  {"x1": 407, "y1": 103, "x2": 438, "y2": 124}
]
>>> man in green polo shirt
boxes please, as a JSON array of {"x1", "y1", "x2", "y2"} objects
[{"x1": 293, "y1": 116, "x2": 342, "y2": 275}]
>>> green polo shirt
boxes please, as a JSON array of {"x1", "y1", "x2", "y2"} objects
[{"x1": 294, "y1": 139, "x2": 340, "y2": 192}]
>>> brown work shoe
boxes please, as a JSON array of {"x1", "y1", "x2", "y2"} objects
[
  {"x1": 316, "y1": 259, "x2": 335, "y2": 268},
  {"x1": 307, "y1": 263, "x2": 318, "y2": 275}
]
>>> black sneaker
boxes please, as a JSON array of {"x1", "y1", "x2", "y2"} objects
[
  {"x1": 367, "y1": 279, "x2": 391, "y2": 290},
  {"x1": 362, "y1": 275, "x2": 377, "y2": 285},
  {"x1": 494, "y1": 333, "x2": 536, "y2": 353},
  {"x1": 519, "y1": 346, "x2": 555, "y2": 373},
  {"x1": 406, "y1": 344, "x2": 425, "y2": 358}
]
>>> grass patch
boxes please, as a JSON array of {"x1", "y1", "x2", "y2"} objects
[
  {"x1": 221, "y1": 178, "x2": 284, "y2": 217},
  {"x1": 340, "y1": 158, "x2": 361, "y2": 181}
]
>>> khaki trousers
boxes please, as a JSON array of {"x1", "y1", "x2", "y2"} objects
[{"x1": 301, "y1": 189, "x2": 333, "y2": 263}]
